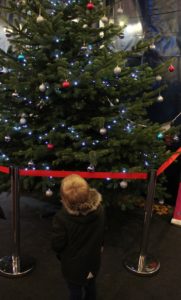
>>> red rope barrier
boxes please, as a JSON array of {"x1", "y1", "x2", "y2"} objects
[
  {"x1": 0, "y1": 166, "x2": 10, "y2": 174},
  {"x1": 157, "y1": 147, "x2": 181, "y2": 176},
  {"x1": 19, "y1": 169, "x2": 148, "y2": 179},
  {"x1": 0, "y1": 147, "x2": 180, "y2": 179}
]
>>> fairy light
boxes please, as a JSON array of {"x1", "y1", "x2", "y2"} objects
[
  {"x1": 144, "y1": 161, "x2": 149, "y2": 167},
  {"x1": 13, "y1": 126, "x2": 19, "y2": 131}
]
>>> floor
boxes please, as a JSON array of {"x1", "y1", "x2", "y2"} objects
[{"x1": 0, "y1": 192, "x2": 181, "y2": 300}]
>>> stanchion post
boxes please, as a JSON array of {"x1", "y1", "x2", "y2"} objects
[
  {"x1": 124, "y1": 169, "x2": 160, "y2": 275},
  {"x1": 0, "y1": 166, "x2": 35, "y2": 277},
  {"x1": 11, "y1": 166, "x2": 21, "y2": 273}
]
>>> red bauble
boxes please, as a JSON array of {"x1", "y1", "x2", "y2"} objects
[
  {"x1": 62, "y1": 80, "x2": 70, "y2": 88},
  {"x1": 86, "y1": 1, "x2": 94, "y2": 10},
  {"x1": 168, "y1": 64, "x2": 175, "y2": 72},
  {"x1": 164, "y1": 135, "x2": 173, "y2": 146},
  {"x1": 47, "y1": 143, "x2": 54, "y2": 150}
]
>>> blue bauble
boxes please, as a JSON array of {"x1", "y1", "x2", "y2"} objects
[
  {"x1": 157, "y1": 132, "x2": 164, "y2": 140},
  {"x1": 18, "y1": 54, "x2": 25, "y2": 62}
]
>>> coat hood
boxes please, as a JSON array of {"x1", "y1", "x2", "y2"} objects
[{"x1": 61, "y1": 188, "x2": 102, "y2": 216}]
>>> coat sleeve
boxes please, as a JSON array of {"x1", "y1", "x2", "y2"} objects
[{"x1": 52, "y1": 213, "x2": 67, "y2": 260}]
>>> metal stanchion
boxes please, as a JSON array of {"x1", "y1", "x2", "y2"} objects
[
  {"x1": 124, "y1": 169, "x2": 160, "y2": 275},
  {"x1": 0, "y1": 166, "x2": 35, "y2": 277}
]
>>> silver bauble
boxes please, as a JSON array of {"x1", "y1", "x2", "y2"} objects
[
  {"x1": 4, "y1": 135, "x2": 11, "y2": 142},
  {"x1": 100, "y1": 128, "x2": 107, "y2": 135},
  {"x1": 99, "y1": 31, "x2": 104, "y2": 38},
  {"x1": 46, "y1": 188, "x2": 53, "y2": 197},
  {"x1": 101, "y1": 15, "x2": 109, "y2": 23},
  {"x1": 28, "y1": 160, "x2": 34, "y2": 167},
  {"x1": 39, "y1": 83, "x2": 46, "y2": 92},
  {"x1": 149, "y1": 43, "x2": 156, "y2": 50},
  {"x1": 12, "y1": 91, "x2": 19, "y2": 97},
  {"x1": 20, "y1": 117, "x2": 27, "y2": 124},
  {"x1": 173, "y1": 135, "x2": 179, "y2": 142},
  {"x1": 117, "y1": 7, "x2": 123, "y2": 13},
  {"x1": 120, "y1": 180, "x2": 128, "y2": 189},
  {"x1": 36, "y1": 15, "x2": 45, "y2": 23},
  {"x1": 87, "y1": 164, "x2": 95, "y2": 172},
  {"x1": 114, "y1": 66, "x2": 122, "y2": 75},
  {"x1": 157, "y1": 95, "x2": 164, "y2": 102},
  {"x1": 156, "y1": 75, "x2": 162, "y2": 81}
]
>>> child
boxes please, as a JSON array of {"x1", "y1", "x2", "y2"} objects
[{"x1": 52, "y1": 174, "x2": 105, "y2": 300}]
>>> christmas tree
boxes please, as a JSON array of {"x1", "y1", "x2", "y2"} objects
[{"x1": 0, "y1": 0, "x2": 179, "y2": 201}]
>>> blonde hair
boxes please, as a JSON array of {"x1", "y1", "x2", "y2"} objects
[{"x1": 60, "y1": 174, "x2": 90, "y2": 213}]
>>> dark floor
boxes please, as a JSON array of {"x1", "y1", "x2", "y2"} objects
[{"x1": 0, "y1": 192, "x2": 181, "y2": 300}]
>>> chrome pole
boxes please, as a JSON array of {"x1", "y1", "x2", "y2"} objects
[
  {"x1": 0, "y1": 166, "x2": 35, "y2": 277},
  {"x1": 124, "y1": 169, "x2": 160, "y2": 275},
  {"x1": 12, "y1": 166, "x2": 21, "y2": 273}
]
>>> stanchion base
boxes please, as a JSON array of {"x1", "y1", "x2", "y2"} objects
[
  {"x1": 0, "y1": 255, "x2": 35, "y2": 278},
  {"x1": 124, "y1": 253, "x2": 160, "y2": 276}
]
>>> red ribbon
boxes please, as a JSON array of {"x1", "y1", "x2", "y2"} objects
[{"x1": 0, "y1": 147, "x2": 180, "y2": 179}]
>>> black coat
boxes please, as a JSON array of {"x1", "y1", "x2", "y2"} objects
[{"x1": 52, "y1": 189, "x2": 105, "y2": 284}]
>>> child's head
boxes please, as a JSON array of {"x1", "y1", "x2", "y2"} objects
[{"x1": 60, "y1": 174, "x2": 90, "y2": 215}]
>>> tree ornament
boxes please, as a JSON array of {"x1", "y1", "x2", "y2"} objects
[
  {"x1": 156, "y1": 75, "x2": 162, "y2": 81},
  {"x1": 159, "y1": 199, "x2": 164, "y2": 205},
  {"x1": 47, "y1": 143, "x2": 54, "y2": 150},
  {"x1": 120, "y1": 180, "x2": 128, "y2": 189},
  {"x1": 164, "y1": 135, "x2": 173, "y2": 146},
  {"x1": 115, "y1": 98, "x2": 120, "y2": 103},
  {"x1": 100, "y1": 127, "x2": 107, "y2": 135},
  {"x1": 173, "y1": 134, "x2": 179, "y2": 142},
  {"x1": 20, "y1": 117, "x2": 26, "y2": 125},
  {"x1": 157, "y1": 132, "x2": 164, "y2": 140},
  {"x1": 16, "y1": 0, "x2": 26, "y2": 6},
  {"x1": 149, "y1": 43, "x2": 156, "y2": 50},
  {"x1": 28, "y1": 160, "x2": 34, "y2": 167},
  {"x1": 45, "y1": 188, "x2": 53, "y2": 197},
  {"x1": 4, "y1": 135, "x2": 11, "y2": 142},
  {"x1": 161, "y1": 122, "x2": 171, "y2": 132},
  {"x1": 39, "y1": 83, "x2": 46, "y2": 92},
  {"x1": 62, "y1": 80, "x2": 71, "y2": 88},
  {"x1": 12, "y1": 91, "x2": 19, "y2": 97},
  {"x1": 81, "y1": 43, "x2": 87, "y2": 50},
  {"x1": 82, "y1": 24, "x2": 88, "y2": 28},
  {"x1": 99, "y1": 31, "x2": 104, "y2": 38},
  {"x1": 17, "y1": 54, "x2": 25, "y2": 62},
  {"x1": 157, "y1": 95, "x2": 164, "y2": 102},
  {"x1": 168, "y1": 64, "x2": 175, "y2": 72},
  {"x1": 114, "y1": 65, "x2": 122, "y2": 75},
  {"x1": 36, "y1": 15, "x2": 45, "y2": 23},
  {"x1": 87, "y1": 164, "x2": 95, "y2": 172},
  {"x1": 117, "y1": 6, "x2": 123, "y2": 14},
  {"x1": 86, "y1": 1, "x2": 94, "y2": 10},
  {"x1": 119, "y1": 33, "x2": 124, "y2": 39},
  {"x1": 101, "y1": 15, "x2": 109, "y2": 23}
]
